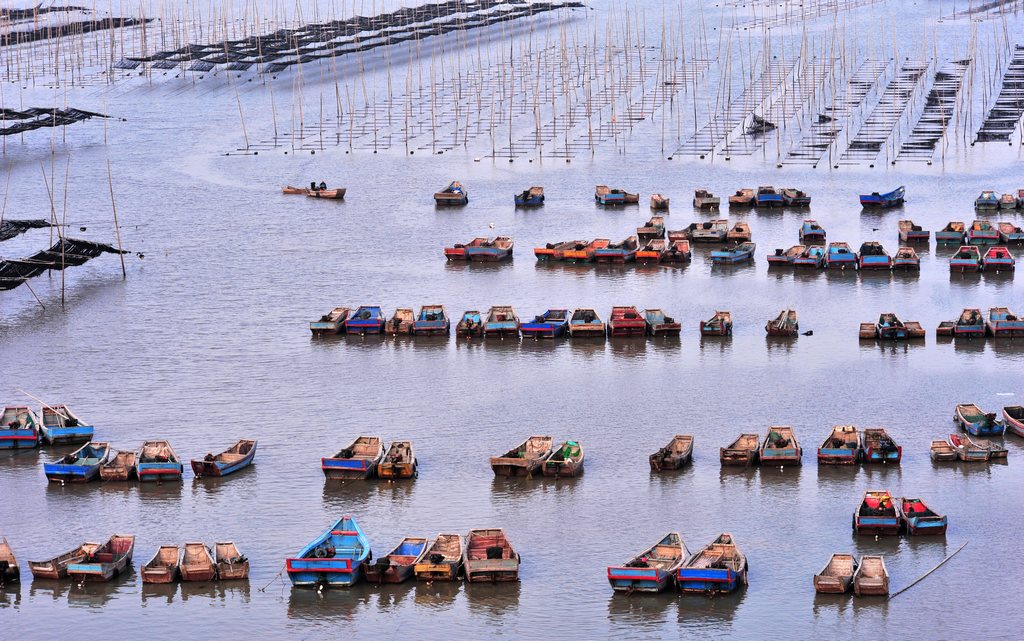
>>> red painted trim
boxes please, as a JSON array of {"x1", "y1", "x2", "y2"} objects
[
  {"x1": 138, "y1": 468, "x2": 181, "y2": 475},
  {"x1": 0, "y1": 434, "x2": 38, "y2": 441},
  {"x1": 330, "y1": 530, "x2": 359, "y2": 536}
]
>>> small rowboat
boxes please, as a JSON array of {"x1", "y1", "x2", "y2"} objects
[
  {"x1": 569, "y1": 308, "x2": 606, "y2": 338},
  {"x1": 412, "y1": 305, "x2": 450, "y2": 336},
  {"x1": 729, "y1": 188, "x2": 755, "y2": 207},
  {"x1": 445, "y1": 237, "x2": 487, "y2": 261},
  {"x1": 287, "y1": 516, "x2": 370, "y2": 587},
  {"x1": 68, "y1": 534, "x2": 135, "y2": 582},
  {"x1": 711, "y1": 241, "x2": 756, "y2": 264},
  {"x1": 799, "y1": 220, "x2": 825, "y2": 243},
  {"x1": 521, "y1": 309, "x2": 569, "y2": 339},
  {"x1": 825, "y1": 242, "x2": 857, "y2": 269},
  {"x1": 700, "y1": 311, "x2": 732, "y2": 336},
  {"x1": 464, "y1": 529, "x2": 520, "y2": 582},
  {"x1": 282, "y1": 185, "x2": 306, "y2": 195},
  {"x1": 608, "y1": 532, "x2": 688, "y2": 593},
  {"x1": 310, "y1": 307, "x2": 350, "y2": 335},
  {"x1": 687, "y1": 220, "x2": 729, "y2": 242},
  {"x1": 650, "y1": 193, "x2": 670, "y2": 210},
  {"x1": 781, "y1": 188, "x2": 811, "y2": 207},
  {"x1": 365, "y1": 538, "x2": 427, "y2": 584},
  {"x1": 768, "y1": 245, "x2": 804, "y2": 266},
  {"x1": 191, "y1": 439, "x2": 257, "y2": 477},
  {"x1": 898, "y1": 220, "x2": 929, "y2": 243},
  {"x1": 721, "y1": 433, "x2": 759, "y2": 466},
  {"x1": 595, "y1": 185, "x2": 639, "y2": 205},
  {"x1": 900, "y1": 498, "x2": 947, "y2": 535},
  {"x1": 0, "y1": 537, "x2": 19, "y2": 585},
  {"x1": 975, "y1": 437, "x2": 1008, "y2": 459},
  {"x1": 859, "y1": 185, "x2": 904, "y2": 208},
  {"x1": 765, "y1": 309, "x2": 798, "y2": 337},
  {"x1": 608, "y1": 306, "x2": 647, "y2": 337},
  {"x1": 322, "y1": 436, "x2": 384, "y2": 480},
  {"x1": 862, "y1": 428, "x2": 901, "y2": 464},
  {"x1": 306, "y1": 188, "x2": 345, "y2": 199},
  {"x1": 215, "y1": 541, "x2": 249, "y2": 580},
  {"x1": 491, "y1": 436, "x2": 553, "y2": 476},
  {"x1": 456, "y1": 310, "x2": 483, "y2": 338},
  {"x1": 755, "y1": 185, "x2": 783, "y2": 208},
  {"x1": 534, "y1": 240, "x2": 582, "y2": 261},
  {"x1": 936, "y1": 308, "x2": 986, "y2": 337},
  {"x1": 955, "y1": 403, "x2": 1005, "y2": 436},
  {"x1": 414, "y1": 534, "x2": 463, "y2": 581},
  {"x1": 975, "y1": 190, "x2": 999, "y2": 210},
  {"x1": 386, "y1": 308, "x2": 415, "y2": 335},
  {"x1": 345, "y1": 306, "x2": 386, "y2": 334},
  {"x1": 794, "y1": 245, "x2": 825, "y2": 268},
  {"x1": 988, "y1": 305, "x2": 1022, "y2": 330},
  {"x1": 484, "y1": 306, "x2": 520, "y2": 338},
  {"x1": 142, "y1": 545, "x2": 180, "y2": 584},
  {"x1": 1003, "y1": 406, "x2": 1024, "y2": 437},
  {"x1": 967, "y1": 219, "x2": 999, "y2": 245},
  {"x1": 434, "y1": 181, "x2": 468, "y2": 205},
  {"x1": 950, "y1": 245, "x2": 981, "y2": 272},
  {"x1": 637, "y1": 216, "x2": 666, "y2": 243},
  {"x1": 929, "y1": 439, "x2": 957, "y2": 462},
  {"x1": 44, "y1": 441, "x2": 109, "y2": 483},
  {"x1": 40, "y1": 404, "x2": 94, "y2": 445},
  {"x1": 664, "y1": 239, "x2": 692, "y2": 263},
  {"x1": 593, "y1": 236, "x2": 639, "y2": 263},
  {"x1": 813, "y1": 553, "x2": 858, "y2": 594},
  {"x1": 818, "y1": 425, "x2": 861, "y2": 464},
  {"x1": 465, "y1": 236, "x2": 513, "y2": 262},
  {"x1": 1000, "y1": 193, "x2": 1017, "y2": 209},
  {"x1": 936, "y1": 221, "x2": 965, "y2": 244},
  {"x1": 136, "y1": 441, "x2": 183, "y2": 482},
  {"x1": 636, "y1": 238, "x2": 669, "y2": 263},
  {"x1": 893, "y1": 247, "x2": 920, "y2": 270},
  {"x1": 693, "y1": 189, "x2": 720, "y2": 210},
  {"x1": 0, "y1": 406, "x2": 40, "y2": 449},
  {"x1": 1000, "y1": 222, "x2": 1024, "y2": 244},
  {"x1": 514, "y1": 186, "x2": 544, "y2": 207},
  {"x1": 100, "y1": 450, "x2": 137, "y2": 481},
  {"x1": 543, "y1": 441, "x2": 584, "y2": 477},
  {"x1": 644, "y1": 309, "x2": 681, "y2": 336},
  {"x1": 180, "y1": 543, "x2": 217, "y2": 582},
  {"x1": 562, "y1": 239, "x2": 610, "y2": 262},
  {"x1": 853, "y1": 491, "x2": 899, "y2": 535},
  {"x1": 981, "y1": 246, "x2": 1015, "y2": 272},
  {"x1": 760, "y1": 426, "x2": 801, "y2": 465},
  {"x1": 377, "y1": 441, "x2": 417, "y2": 479},
  {"x1": 649, "y1": 435, "x2": 693, "y2": 471},
  {"x1": 948, "y1": 433, "x2": 990, "y2": 462},
  {"x1": 677, "y1": 533, "x2": 747, "y2": 594},
  {"x1": 858, "y1": 242, "x2": 892, "y2": 270},
  {"x1": 860, "y1": 313, "x2": 925, "y2": 340},
  {"x1": 28, "y1": 542, "x2": 99, "y2": 580},
  {"x1": 853, "y1": 555, "x2": 888, "y2": 596}
]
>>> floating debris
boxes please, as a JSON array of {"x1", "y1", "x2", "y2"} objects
[
  {"x1": 0, "y1": 107, "x2": 108, "y2": 137},
  {"x1": 0, "y1": 219, "x2": 51, "y2": 243},
  {"x1": 0, "y1": 238, "x2": 127, "y2": 291}
]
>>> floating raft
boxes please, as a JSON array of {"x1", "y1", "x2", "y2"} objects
[
  {"x1": 0, "y1": 238, "x2": 127, "y2": 291},
  {"x1": 0, "y1": 108, "x2": 108, "y2": 136},
  {"x1": 0, "y1": 219, "x2": 51, "y2": 242}
]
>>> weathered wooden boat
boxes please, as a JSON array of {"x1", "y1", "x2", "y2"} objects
[
  {"x1": 463, "y1": 529, "x2": 520, "y2": 583},
  {"x1": 825, "y1": 242, "x2": 858, "y2": 269},
  {"x1": 215, "y1": 541, "x2": 249, "y2": 580},
  {"x1": 967, "y1": 219, "x2": 1000, "y2": 245},
  {"x1": 593, "y1": 236, "x2": 639, "y2": 263},
  {"x1": 900, "y1": 498, "x2": 947, "y2": 535},
  {"x1": 930, "y1": 439, "x2": 958, "y2": 462},
  {"x1": 414, "y1": 534, "x2": 464, "y2": 581},
  {"x1": 727, "y1": 222, "x2": 752, "y2": 242},
  {"x1": 860, "y1": 186, "x2": 905, "y2": 209},
  {"x1": 310, "y1": 307, "x2": 350, "y2": 335},
  {"x1": 607, "y1": 532, "x2": 687, "y2": 593},
  {"x1": 386, "y1": 307, "x2": 416, "y2": 335},
  {"x1": 344, "y1": 305, "x2": 386, "y2": 334},
  {"x1": 29, "y1": 542, "x2": 99, "y2": 580},
  {"x1": 456, "y1": 310, "x2": 483, "y2": 338},
  {"x1": 729, "y1": 188, "x2": 755, "y2": 207},
  {"x1": 999, "y1": 222, "x2": 1024, "y2": 244},
  {"x1": 0, "y1": 406, "x2": 40, "y2": 449},
  {"x1": 853, "y1": 491, "x2": 900, "y2": 535},
  {"x1": 322, "y1": 436, "x2": 384, "y2": 480},
  {"x1": 976, "y1": 438, "x2": 1008, "y2": 459},
  {"x1": 974, "y1": 190, "x2": 999, "y2": 210},
  {"x1": 562, "y1": 239, "x2": 610, "y2": 262},
  {"x1": 542, "y1": 440, "x2": 584, "y2": 477},
  {"x1": 434, "y1": 181, "x2": 468, "y2": 205},
  {"x1": 491, "y1": 435, "x2": 553, "y2": 477},
  {"x1": 858, "y1": 242, "x2": 892, "y2": 270},
  {"x1": 981, "y1": 246, "x2": 1015, "y2": 271},
  {"x1": 287, "y1": 516, "x2": 370, "y2": 587},
  {"x1": 466, "y1": 236, "x2": 514, "y2": 262},
  {"x1": 569, "y1": 308, "x2": 606, "y2": 338},
  {"x1": 39, "y1": 405, "x2": 93, "y2": 445},
  {"x1": 136, "y1": 441, "x2": 183, "y2": 482},
  {"x1": 664, "y1": 239, "x2": 692, "y2": 263},
  {"x1": 760, "y1": 426, "x2": 801, "y2": 465},
  {"x1": 180, "y1": 543, "x2": 217, "y2": 582},
  {"x1": 936, "y1": 308, "x2": 986, "y2": 338},
  {"x1": 644, "y1": 309, "x2": 681, "y2": 336},
  {"x1": 852, "y1": 555, "x2": 888, "y2": 596},
  {"x1": 1000, "y1": 193, "x2": 1018, "y2": 209},
  {"x1": 412, "y1": 305, "x2": 450, "y2": 336},
  {"x1": 484, "y1": 306, "x2": 520, "y2": 337},
  {"x1": 650, "y1": 193, "x2": 670, "y2": 210},
  {"x1": 514, "y1": 186, "x2": 544, "y2": 207},
  {"x1": 67, "y1": 534, "x2": 135, "y2": 582},
  {"x1": 534, "y1": 240, "x2": 582, "y2": 261},
  {"x1": 781, "y1": 188, "x2": 811, "y2": 207},
  {"x1": 677, "y1": 534, "x2": 747, "y2": 594},
  {"x1": 711, "y1": 241, "x2": 756, "y2": 264},
  {"x1": 765, "y1": 309, "x2": 798, "y2": 337},
  {"x1": 768, "y1": 245, "x2": 805, "y2": 266},
  {"x1": 608, "y1": 306, "x2": 647, "y2": 337},
  {"x1": 378, "y1": 441, "x2": 417, "y2": 479},
  {"x1": 862, "y1": 428, "x2": 901, "y2": 464},
  {"x1": 936, "y1": 221, "x2": 966, "y2": 244},
  {"x1": 100, "y1": 450, "x2": 137, "y2": 481},
  {"x1": 44, "y1": 441, "x2": 109, "y2": 483},
  {"x1": 793, "y1": 245, "x2": 826, "y2": 268},
  {"x1": 898, "y1": 220, "x2": 929, "y2": 243},
  {"x1": 1003, "y1": 406, "x2": 1024, "y2": 437},
  {"x1": 306, "y1": 187, "x2": 345, "y2": 199},
  {"x1": 949, "y1": 245, "x2": 981, "y2": 272},
  {"x1": 282, "y1": 185, "x2": 307, "y2": 195},
  {"x1": 445, "y1": 237, "x2": 487, "y2": 261},
  {"x1": 649, "y1": 435, "x2": 694, "y2": 471},
  {"x1": 799, "y1": 220, "x2": 826, "y2": 243},
  {"x1": 190, "y1": 439, "x2": 257, "y2": 478},
  {"x1": 813, "y1": 553, "x2": 858, "y2": 594},
  {"x1": 142, "y1": 545, "x2": 180, "y2": 584},
  {"x1": 365, "y1": 538, "x2": 427, "y2": 584},
  {"x1": 595, "y1": 185, "x2": 639, "y2": 205},
  {"x1": 636, "y1": 238, "x2": 669, "y2": 263},
  {"x1": 700, "y1": 311, "x2": 732, "y2": 336},
  {"x1": 861, "y1": 313, "x2": 925, "y2": 340},
  {"x1": 687, "y1": 220, "x2": 729, "y2": 242},
  {"x1": 818, "y1": 425, "x2": 861, "y2": 464},
  {"x1": 521, "y1": 309, "x2": 569, "y2": 339},
  {"x1": 693, "y1": 189, "x2": 720, "y2": 210},
  {"x1": 948, "y1": 433, "x2": 990, "y2": 461},
  {"x1": 0, "y1": 537, "x2": 19, "y2": 585},
  {"x1": 755, "y1": 185, "x2": 783, "y2": 208},
  {"x1": 892, "y1": 246, "x2": 921, "y2": 270},
  {"x1": 636, "y1": 216, "x2": 666, "y2": 243},
  {"x1": 955, "y1": 404, "x2": 1004, "y2": 436},
  {"x1": 721, "y1": 433, "x2": 759, "y2": 466}
]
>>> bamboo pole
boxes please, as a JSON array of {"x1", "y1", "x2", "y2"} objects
[{"x1": 106, "y1": 160, "x2": 127, "y2": 279}]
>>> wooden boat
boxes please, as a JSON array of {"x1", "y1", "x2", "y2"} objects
[
  {"x1": 386, "y1": 307, "x2": 415, "y2": 335},
  {"x1": 491, "y1": 436, "x2": 553, "y2": 476},
  {"x1": 755, "y1": 185, "x2": 783, "y2": 208},
  {"x1": 677, "y1": 533, "x2": 747, "y2": 594},
  {"x1": 344, "y1": 305, "x2": 386, "y2": 334},
  {"x1": 936, "y1": 221, "x2": 966, "y2": 244},
  {"x1": 955, "y1": 403, "x2": 1005, "y2": 436},
  {"x1": 0, "y1": 537, "x2": 19, "y2": 585},
  {"x1": 728, "y1": 188, "x2": 755, "y2": 207},
  {"x1": 781, "y1": 188, "x2": 811, "y2": 207},
  {"x1": 975, "y1": 190, "x2": 999, "y2": 210},
  {"x1": 412, "y1": 305, "x2": 450, "y2": 336},
  {"x1": 542, "y1": 440, "x2": 584, "y2": 477},
  {"x1": 569, "y1": 308, "x2": 605, "y2": 338},
  {"x1": 893, "y1": 246, "x2": 921, "y2": 270},
  {"x1": 44, "y1": 441, "x2": 109, "y2": 483},
  {"x1": 378, "y1": 441, "x2": 417, "y2": 479},
  {"x1": 636, "y1": 238, "x2": 669, "y2": 263},
  {"x1": 936, "y1": 308, "x2": 986, "y2": 337},
  {"x1": 949, "y1": 245, "x2": 981, "y2": 272},
  {"x1": 67, "y1": 535, "x2": 135, "y2": 582},
  {"x1": 793, "y1": 245, "x2": 826, "y2": 268},
  {"x1": 760, "y1": 426, "x2": 801, "y2": 465},
  {"x1": 607, "y1": 306, "x2": 647, "y2": 337},
  {"x1": 765, "y1": 309, "x2": 798, "y2": 337},
  {"x1": 136, "y1": 441, "x2": 183, "y2": 482},
  {"x1": 650, "y1": 193, "x2": 670, "y2": 210},
  {"x1": 607, "y1": 532, "x2": 687, "y2": 593},
  {"x1": 190, "y1": 439, "x2": 257, "y2": 477},
  {"x1": 282, "y1": 185, "x2": 306, "y2": 195},
  {"x1": 999, "y1": 193, "x2": 1017, "y2": 209},
  {"x1": 456, "y1": 310, "x2": 483, "y2": 337},
  {"x1": 39, "y1": 404, "x2": 93, "y2": 445},
  {"x1": 595, "y1": 185, "x2": 639, "y2": 205},
  {"x1": 976, "y1": 438, "x2": 1008, "y2": 459},
  {"x1": 693, "y1": 189, "x2": 720, "y2": 210},
  {"x1": 215, "y1": 541, "x2": 249, "y2": 580},
  {"x1": 365, "y1": 538, "x2": 427, "y2": 584},
  {"x1": 861, "y1": 313, "x2": 925, "y2": 340},
  {"x1": 434, "y1": 181, "x2": 468, "y2": 205},
  {"x1": 853, "y1": 491, "x2": 899, "y2": 535},
  {"x1": 981, "y1": 246, "x2": 1015, "y2": 271},
  {"x1": 180, "y1": 543, "x2": 217, "y2": 582},
  {"x1": 664, "y1": 239, "x2": 692, "y2": 263},
  {"x1": 141, "y1": 545, "x2": 180, "y2": 584},
  {"x1": 898, "y1": 220, "x2": 929, "y2": 243},
  {"x1": 306, "y1": 187, "x2": 345, "y2": 199},
  {"x1": 562, "y1": 239, "x2": 610, "y2": 262},
  {"x1": 445, "y1": 237, "x2": 487, "y2": 261},
  {"x1": 414, "y1": 534, "x2": 464, "y2": 581},
  {"x1": 1019, "y1": 188, "x2": 1024, "y2": 209},
  {"x1": 967, "y1": 219, "x2": 1000, "y2": 245},
  {"x1": 464, "y1": 529, "x2": 520, "y2": 582},
  {"x1": 948, "y1": 433, "x2": 991, "y2": 462},
  {"x1": 466, "y1": 236, "x2": 514, "y2": 262},
  {"x1": 534, "y1": 240, "x2": 582, "y2": 261},
  {"x1": 860, "y1": 186, "x2": 905, "y2": 208},
  {"x1": 853, "y1": 555, "x2": 888, "y2": 596},
  {"x1": 644, "y1": 309, "x2": 681, "y2": 336},
  {"x1": 721, "y1": 433, "x2": 759, "y2": 466},
  {"x1": 818, "y1": 425, "x2": 861, "y2": 464},
  {"x1": 726, "y1": 222, "x2": 752, "y2": 242},
  {"x1": 858, "y1": 242, "x2": 892, "y2": 270},
  {"x1": 636, "y1": 216, "x2": 666, "y2": 243},
  {"x1": 310, "y1": 307, "x2": 350, "y2": 335},
  {"x1": 1003, "y1": 406, "x2": 1024, "y2": 436},
  {"x1": 593, "y1": 236, "x2": 639, "y2": 263},
  {"x1": 100, "y1": 450, "x2": 137, "y2": 481},
  {"x1": 322, "y1": 436, "x2": 384, "y2": 480},
  {"x1": 862, "y1": 428, "x2": 901, "y2": 464},
  {"x1": 930, "y1": 439, "x2": 958, "y2": 462},
  {"x1": 0, "y1": 406, "x2": 40, "y2": 449},
  {"x1": 514, "y1": 186, "x2": 544, "y2": 207},
  {"x1": 521, "y1": 309, "x2": 569, "y2": 339},
  {"x1": 711, "y1": 241, "x2": 756, "y2": 264},
  {"x1": 687, "y1": 220, "x2": 729, "y2": 242},
  {"x1": 700, "y1": 311, "x2": 732, "y2": 336},
  {"x1": 484, "y1": 306, "x2": 520, "y2": 337},
  {"x1": 768, "y1": 245, "x2": 805, "y2": 266},
  {"x1": 813, "y1": 553, "x2": 858, "y2": 594},
  {"x1": 824, "y1": 242, "x2": 857, "y2": 269},
  {"x1": 999, "y1": 222, "x2": 1024, "y2": 244},
  {"x1": 649, "y1": 435, "x2": 693, "y2": 471},
  {"x1": 900, "y1": 498, "x2": 947, "y2": 535},
  {"x1": 28, "y1": 542, "x2": 99, "y2": 580},
  {"x1": 287, "y1": 516, "x2": 370, "y2": 587},
  {"x1": 799, "y1": 220, "x2": 826, "y2": 243}
]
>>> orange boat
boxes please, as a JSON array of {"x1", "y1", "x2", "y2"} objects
[{"x1": 562, "y1": 239, "x2": 610, "y2": 263}]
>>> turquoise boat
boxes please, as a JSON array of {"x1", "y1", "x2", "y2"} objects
[
  {"x1": 286, "y1": 516, "x2": 370, "y2": 588},
  {"x1": 0, "y1": 406, "x2": 40, "y2": 449},
  {"x1": 40, "y1": 404, "x2": 94, "y2": 445},
  {"x1": 43, "y1": 442, "x2": 109, "y2": 483},
  {"x1": 136, "y1": 440, "x2": 184, "y2": 481},
  {"x1": 677, "y1": 534, "x2": 747, "y2": 594},
  {"x1": 607, "y1": 533, "x2": 688, "y2": 593}
]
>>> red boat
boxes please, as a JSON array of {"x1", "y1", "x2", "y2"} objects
[
  {"x1": 607, "y1": 306, "x2": 647, "y2": 337},
  {"x1": 444, "y1": 238, "x2": 487, "y2": 261}
]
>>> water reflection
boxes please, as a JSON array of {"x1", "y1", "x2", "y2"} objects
[
  {"x1": 0, "y1": 584, "x2": 21, "y2": 607},
  {"x1": 464, "y1": 580, "x2": 521, "y2": 620},
  {"x1": 141, "y1": 582, "x2": 178, "y2": 605},
  {"x1": 718, "y1": 466, "x2": 757, "y2": 490},
  {"x1": 287, "y1": 586, "x2": 370, "y2": 621},
  {"x1": 861, "y1": 341, "x2": 926, "y2": 357},
  {"x1": 29, "y1": 580, "x2": 69, "y2": 602},
  {"x1": 607, "y1": 591, "x2": 674, "y2": 630},
  {"x1": 322, "y1": 480, "x2": 391, "y2": 510},
  {"x1": 135, "y1": 481, "x2": 184, "y2": 504},
  {"x1": 413, "y1": 580, "x2": 461, "y2": 609},
  {"x1": 676, "y1": 588, "x2": 745, "y2": 627},
  {"x1": 443, "y1": 261, "x2": 513, "y2": 275},
  {"x1": 608, "y1": 337, "x2": 647, "y2": 358},
  {"x1": 370, "y1": 582, "x2": 415, "y2": 611},
  {"x1": 191, "y1": 466, "x2": 257, "y2": 498},
  {"x1": 66, "y1": 570, "x2": 134, "y2": 608}
]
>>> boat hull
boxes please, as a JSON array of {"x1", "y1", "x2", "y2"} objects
[
  {"x1": 607, "y1": 567, "x2": 674, "y2": 593},
  {"x1": 0, "y1": 428, "x2": 38, "y2": 449},
  {"x1": 322, "y1": 458, "x2": 379, "y2": 480},
  {"x1": 137, "y1": 462, "x2": 183, "y2": 482},
  {"x1": 677, "y1": 565, "x2": 746, "y2": 594},
  {"x1": 414, "y1": 561, "x2": 461, "y2": 581},
  {"x1": 817, "y1": 448, "x2": 859, "y2": 464},
  {"x1": 42, "y1": 425, "x2": 94, "y2": 445},
  {"x1": 854, "y1": 515, "x2": 899, "y2": 536},
  {"x1": 287, "y1": 558, "x2": 365, "y2": 587},
  {"x1": 44, "y1": 462, "x2": 102, "y2": 483}
]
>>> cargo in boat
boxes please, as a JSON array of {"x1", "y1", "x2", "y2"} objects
[
  {"x1": 954, "y1": 404, "x2": 1005, "y2": 436},
  {"x1": 936, "y1": 221, "x2": 965, "y2": 244},
  {"x1": 216, "y1": 541, "x2": 249, "y2": 580},
  {"x1": 414, "y1": 534, "x2": 463, "y2": 581},
  {"x1": 949, "y1": 245, "x2": 981, "y2": 272},
  {"x1": 514, "y1": 186, "x2": 544, "y2": 207},
  {"x1": 490, "y1": 436, "x2": 553, "y2": 477},
  {"x1": 760, "y1": 426, "x2": 801, "y2": 464},
  {"x1": 768, "y1": 245, "x2": 805, "y2": 266},
  {"x1": 43, "y1": 441, "x2": 109, "y2": 483},
  {"x1": 386, "y1": 308, "x2": 415, "y2": 335},
  {"x1": 310, "y1": 307, "x2": 350, "y2": 335},
  {"x1": 464, "y1": 529, "x2": 520, "y2": 583},
  {"x1": 693, "y1": 189, "x2": 720, "y2": 210},
  {"x1": 287, "y1": 516, "x2": 370, "y2": 587},
  {"x1": 818, "y1": 425, "x2": 861, "y2": 464},
  {"x1": 0, "y1": 406, "x2": 40, "y2": 450},
  {"x1": 700, "y1": 311, "x2": 732, "y2": 336},
  {"x1": 434, "y1": 181, "x2": 468, "y2": 205},
  {"x1": 412, "y1": 305, "x2": 450, "y2": 336},
  {"x1": 853, "y1": 491, "x2": 899, "y2": 535},
  {"x1": 365, "y1": 538, "x2": 427, "y2": 584},
  {"x1": 862, "y1": 428, "x2": 901, "y2": 464},
  {"x1": 67, "y1": 534, "x2": 135, "y2": 582},
  {"x1": 542, "y1": 440, "x2": 584, "y2": 477},
  {"x1": 649, "y1": 435, "x2": 693, "y2": 471},
  {"x1": 322, "y1": 436, "x2": 384, "y2": 480},
  {"x1": 377, "y1": 441, "x2": 417, "y2": 479},
  {"x1": 191, "y1": 440, "x2": 257, "y2": 478},
  {"x1": 608, "y1": 532, "x2": 687, "y2": 593},
  {"x1": 898, "y1": 220, "x2": 929, "y2": 243},
  {"x1": 644, "y1": 309, "x2": 681, "y2": 336},
  {"x1": 40, "y1": 404, "x2": 93, "y2": 445},
  {"x1": 900, "y1": 498, "x2": 947, "y2": 535},
  {"x1": 858, "y1": 242, "x2": 892, "y2": 270},
  {"x1": 520, "y1": 309, "x2": 569, "y2": 339},
  {"x1": 936, "y1": 308, "x2": 986, "y2": 338},
  {"x1": 595, "y1": 185, "x2": 639, "y2": 206},
  {"x1": 593, "y1": 236, "x2": 639, "y2": 263},
  {"x1": 825, "y1": 242, "x2": 857, "y2": 269},
  {"x1": 484, "y1": 306, "x2": 520, "y2": 337},
  {"x1": 765, "y1": 309, "x2": 798, "y2": 337},
  {"x1": 892, "y1": 247, "x2": 920, "y2": 270},
  {"x1": 799, "y1": 220, "x2": 825, "y2": 243},
  {"x1": 677, "y1": 534, "x2": 747, "y2": 594},
  {"x1": 860, "y1": 186, "x2": 904, "y2": 209},
  {"x1": 136, "y1": 441, "x2": 183, "y2": 482},
  {"x1": 568, "y1": 308, "x2": 606, "y2": 338},
  {"x1": 344, "y1": 306, "x2": 386, "y2": 334},
  {"x1": 607, "y1": 306, "x2": 647, "y2": 337}
]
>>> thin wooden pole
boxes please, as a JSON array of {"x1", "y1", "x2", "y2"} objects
[
  {"x1": 889, "y1": 542, "x2": 968, "y2": 599},
  {"x1": 106, "y1": 160, "x2": 127, "y2": 279}
]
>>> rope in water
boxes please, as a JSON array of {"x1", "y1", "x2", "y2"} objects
[{"x1": 889, "y1": 541, "x2": 968, "y2": 599}]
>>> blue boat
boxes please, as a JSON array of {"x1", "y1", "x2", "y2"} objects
[
  {"x1": 677, "y1": 534, "x2": 747, "y2": 594},
  {"x1": 974, "y1": 190, "x2": 999, "y2": 210},
  {"x1": 817, "y1": 425, "x2": 861, "y2": 464},
  {"x1": 955, "y1": 404, "x2": 1005, "y2": 436},
  {"x1": 190, "y1": 439, "x2": 256, "y2": 477},
  {"x1": 755, "y1": 186, "x2": 783, "y2": 207},
  {"x1": 987, "y1": 306, "x2": 1024, "y2": 337},
  {"x1": 860, "y1": 185, "x2": 905, "y2": 208},
  {"x1": 514, "y1": 186, "x2": 544, "y2": 207},
  {"x1": 483, "y1": 306, "x2": 520, "y2": 338},
  {"x1": 412, "y1": 305, "x2": 450, "y2": 336},
  {"x1": 793, "y1": 245, "x2": 825, "y2": 268},
  {"x1": 799, "y1": 219, "x2": 826, "y2": 243},
  {"x1": 344, "y1": 306, "x2": 385, "y2": 334},
  {"x1": 136, "y1": 440, "x2": 184, "y2": 482},
  {"x1": 711, "y1": 242, "x2": 756, "y2": 264},
  {"x1": 464, "y1": 237, "x2": 513, "y2": 262},
  {"x1": 43, "y1": 442, "x2": 109, "y2": 483},
  {"x1": 858, "y1": 242, "x2": 892, "y2": 270},
  {"x1": 607, "y1": 533, "x2": 688, "y2": 593},
  {"x1": 949, "y1": 245, "x2": 981, "y2": 272},
  {"x1": 853, "y1": 491, "x2": 900, "y2": 535},
  {"x1": 40, "y1": 404, "x2": 94, "y2": 445},
  {"x1": 286, "y1": 516, "x2": 371, "y2": 588},
  {"x1": 0, "y1": 406, "x2": 40, "y2": 449},
  {"x1": 520, "y1": 309, "x2": 569, "y2": 339},
  {"x1": 825, "y1": 242, "x2": 858, "y2": 269},
  {"x1": 593, "y1": 236, "x2": 639, "y2": 263},
  {"x1": 900, "y1": 498, "x2": 947, "y2": 536}
]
